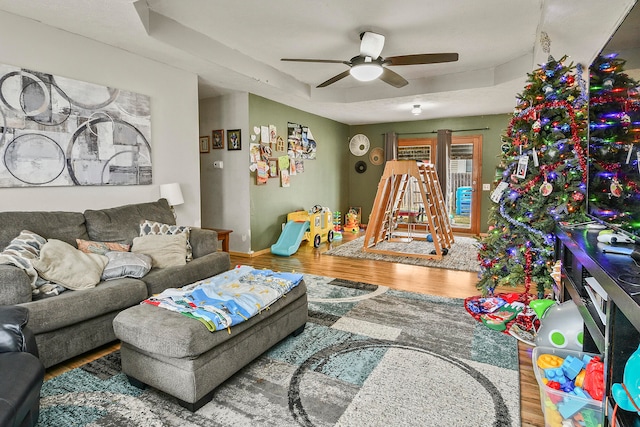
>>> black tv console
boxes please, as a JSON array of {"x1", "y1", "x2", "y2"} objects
[{"x1": 555, "y1": 225, "x2": 640, "y2": 427}]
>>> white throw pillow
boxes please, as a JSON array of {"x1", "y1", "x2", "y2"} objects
[
  {"x1": 32, "y1": 239, "x2": 108, "y2": 290},
  {"x1": 131, "y1": 234, "x2": 187, "y2": 268}
]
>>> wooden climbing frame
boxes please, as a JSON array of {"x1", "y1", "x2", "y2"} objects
[{"x1": 363, "y1": 160, "x2": 454, "y2": 260}]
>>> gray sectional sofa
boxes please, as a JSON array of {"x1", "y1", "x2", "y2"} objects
[{"x1": 0, "y1": 199, "x2": 231, "y2": 368}]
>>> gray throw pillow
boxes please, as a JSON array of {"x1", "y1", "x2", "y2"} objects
[{"x1": 101, "y1": 251, "x2": 152, "y2": 280}]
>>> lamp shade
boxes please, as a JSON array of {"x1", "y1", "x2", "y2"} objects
[
  {"x1": 350, "y1": 63, "x2": 383, "y2": 82},
  {"x1": 160, "y1": 183, "x2": 184, "y2": 206}
]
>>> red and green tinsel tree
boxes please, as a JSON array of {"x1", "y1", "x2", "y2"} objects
[
  {"x1": 477, "y1": 56, "x2": 588, "y2": 297},
  {"x1": 588, "y1": 53, "x2": 640, "y2": 230}
]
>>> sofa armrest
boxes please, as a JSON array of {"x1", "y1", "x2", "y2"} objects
[
  {"x1": 189, "y1": 228, "x2": 218, "y2": 258},
  {"x1": 0, "y1": 306, "x2": 37, "y2": 355},
  {"x1": 0, "y1": 266, "x2": 32, "y2": 306}
]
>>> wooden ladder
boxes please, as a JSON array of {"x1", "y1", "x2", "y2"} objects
[
  {"x1": 363, "y1": 160, "x2": 454, "y2": 260},
  {"x1": 418, "y1": 162, "x2": 454, "y2": 248}
]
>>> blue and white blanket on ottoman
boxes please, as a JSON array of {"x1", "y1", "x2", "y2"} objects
[{"x1": 142, "y1": 265, "x2": 303, "y2": 332}]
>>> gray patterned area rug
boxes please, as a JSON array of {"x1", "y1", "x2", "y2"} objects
[
  {"x1": 325, "y1": 235, "x2": 480, "y2": 272},
  {"x1": 37, "y1": 274, "x2": 519, "y2": 427}
]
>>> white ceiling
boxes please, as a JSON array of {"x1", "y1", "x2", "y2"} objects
[{"x1": 0, "y1": 0, "x2": 635, "y2": 125}]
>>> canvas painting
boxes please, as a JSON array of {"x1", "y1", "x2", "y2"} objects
[{"x1": 0, "y1": 63, "x2": 152, "y2": 187}]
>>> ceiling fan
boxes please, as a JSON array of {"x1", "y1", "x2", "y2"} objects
[{"x1": 281, "y1": 31, "x2": 458, "y2": 88}]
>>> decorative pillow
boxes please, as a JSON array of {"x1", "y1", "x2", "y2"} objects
[
  {"x1": 32, "y1": 239, "x2": 108, "y2": 290},
  {"x1": 131, "y1": 234, "x2": 187, "y2": 268},
  {"x1": 0, "y1": 230, "x2": 47, "y2": 288},
  {"x1": 140, "y1": 220, "x2": 192, "y2": 262},
  {"x1": 101, "y1": 251, "x2": 152, "y2": 280},
  {"x1": 76, "y1": 239, "x2": 130, "y2": 255}
]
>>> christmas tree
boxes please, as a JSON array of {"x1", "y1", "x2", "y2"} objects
[
  {"x1": 477, "y1": 56, "x2": 588, "y2": 297},
  {"x1": 588, "y1": 53, "x2": 640, "y2": 232}
]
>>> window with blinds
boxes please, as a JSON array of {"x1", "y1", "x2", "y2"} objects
[{"x1": 397, "y1": 145, "x2": 431, "y2": 161}]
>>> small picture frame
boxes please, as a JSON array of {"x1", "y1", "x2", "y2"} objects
[
  {"x1": 228, "y1": 129, "x2": 242, "y2": 151},
  {"x1": 199, "y1": 136, "x2": 210, "y2": 153},
  {"x1": 212, "y1": 129, "x2": 224, "y2": 149}
]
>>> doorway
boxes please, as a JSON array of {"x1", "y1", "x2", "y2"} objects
[{"x1": 397, "y1": 135, "x2": 482, "y2": 235}]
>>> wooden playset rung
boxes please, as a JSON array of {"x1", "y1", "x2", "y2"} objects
[{"x1": 363, "y1": 160, "x2": 454, "y2": 260}]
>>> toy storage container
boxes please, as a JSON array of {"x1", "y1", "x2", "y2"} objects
[{"x1": 532, "y1": 346, "x2": 604, "y2": 427}]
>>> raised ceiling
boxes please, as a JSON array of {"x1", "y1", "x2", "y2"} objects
[{"x1": 0, "y1": 0, "x2": 635, "y2": 124}]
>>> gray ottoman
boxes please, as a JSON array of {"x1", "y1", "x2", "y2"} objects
[{"x1": 112, "y1": 281, "x2": 307, "y2": 411}]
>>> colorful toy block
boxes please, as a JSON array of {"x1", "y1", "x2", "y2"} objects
[{"x1": 561, "y1": 355, "x2": 585, "y2": 380}]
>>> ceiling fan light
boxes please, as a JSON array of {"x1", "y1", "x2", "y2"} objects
[
  {"x1": 411, "y1": 104, "x2": 422, "y2": 115},
  {"x1": 350, "y1": 63, "x2": 383, "y2": 82}
]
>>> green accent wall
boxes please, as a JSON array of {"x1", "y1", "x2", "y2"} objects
[
  {"x1": 246, "y1": 94, "x2": 511, "y2": 251},
  {"x1": 248, "y1": 94, "x2": 350, "y2": 251},
  {"x1": 349, "y1": 114, "x2": 511, "y2": 233}
]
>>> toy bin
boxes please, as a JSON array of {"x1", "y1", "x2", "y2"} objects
[{"x1": 532, "y1": 346, "x2": 604, "y2": 427}]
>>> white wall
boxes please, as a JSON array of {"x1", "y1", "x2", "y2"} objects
[
  {"x1": 199, "y1": 93, "x2": 251, "y2": 253},
  {"x1": 0, "y1": 11, "x2": 202, "y2": 227}
]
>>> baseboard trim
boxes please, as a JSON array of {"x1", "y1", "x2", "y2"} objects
[
  {"x1": 229, "y1": 247, "x2": 271, "y2": 258},
  {"x1": 251, "y1": 248, "x2": 272, "y2": 257}
]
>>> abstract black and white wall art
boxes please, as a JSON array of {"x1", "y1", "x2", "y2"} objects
[{"x1": 0, "y1": 63, "x2": 152, "y2": 187}]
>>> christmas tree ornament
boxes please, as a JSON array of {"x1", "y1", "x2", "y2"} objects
[
  {"x1": 572, "y1": 191, "x2": 584, "y2": 202},
  {"x1": 555, "y1": 203, "x2": 569, "y2": 215},
  {"x1": 490, "y1": 181, "x2": 509, "y2": 203},
  {"x1": 501, "y1": 142, "x2": 510, "y2": 153},
  {"x1": 532, "y1": 119, "x2": 542, "y2": 133},
  {"x1": 621, "y1": 113, "x2": 631, "y2": 127},
  {"x1": 603, "y1": 77, "x2": 615, "y2": 89},
  {"x1": 514, "y1": 156, "x2": 529, "y2": 179},
  {"x1": 532, "y1": 148, "x2": 539, "y2": 167},
  {"x1": 610, "y1": 177, "x2": 623, "y2": 197},
  {"x1": 540, "y1": 180, "x2": 553, "y2": 196}
]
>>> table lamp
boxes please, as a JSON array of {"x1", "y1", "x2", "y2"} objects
[{"x1": 160, "y1": 183, "x2": 184, "y2": 219}]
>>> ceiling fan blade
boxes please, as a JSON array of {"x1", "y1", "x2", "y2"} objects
[
  {"x1": 281, "y1": 58, "x2": 348, "y2": 64},
  {"x1": 359, "y1": 31, "x2": 385, "y2": 59},
  {"x1": 317, "y1": 70, "x2": 352, "y2": 88},
  {"x1": 379, "y1": 68, "x2": 408, "y2": 88},
  {"x1": 385, "y1": 53, "x2": 459, "y2": 66}
]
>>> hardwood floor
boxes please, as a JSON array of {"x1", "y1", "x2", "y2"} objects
[{"x1": 46, "y1": 231, "x2": 545, "y2": 427}]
